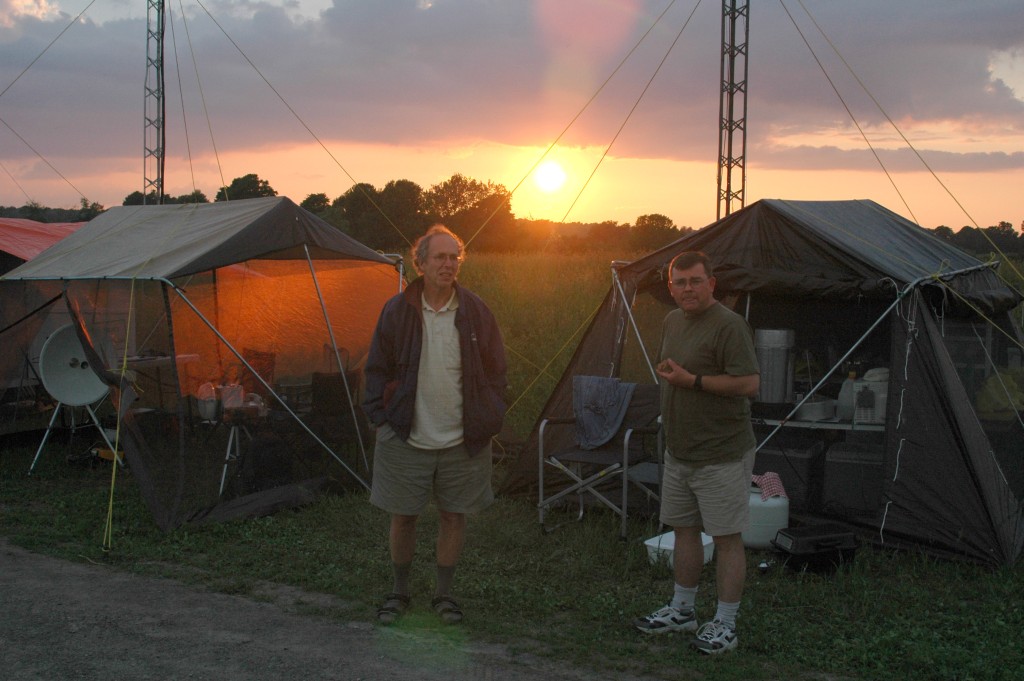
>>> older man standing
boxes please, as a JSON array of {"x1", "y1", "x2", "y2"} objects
[
  {"x1": 363, "y1": 224, "x2": 507, "y2": 626},
  {"x1": 633, "y1": 250, "x2": 759, "y2": 655}
]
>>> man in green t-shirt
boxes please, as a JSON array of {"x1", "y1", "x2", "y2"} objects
[{"x1": 633, "y1": 251, "x2": 759, "y2": 655}]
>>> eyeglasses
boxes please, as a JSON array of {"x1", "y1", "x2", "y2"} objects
[
  {"x1": 671, "y1": 277, "x2": 708, "y2": 289},
  {"x1": 430, "y1": 253, "x2": 463, "y2": 264}
]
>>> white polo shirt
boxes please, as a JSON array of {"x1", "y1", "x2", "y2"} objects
[{"x1": 408, "y1": 290, "x2": 464, "y2": 449}]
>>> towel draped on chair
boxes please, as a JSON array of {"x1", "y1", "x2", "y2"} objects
[{"x1": 573, "y1": 375, "x2": 637, "y2": 450}]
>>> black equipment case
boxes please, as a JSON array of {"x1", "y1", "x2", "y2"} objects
[{"x1": 771, "y1": 523, "x2": 859, "y2": 573}]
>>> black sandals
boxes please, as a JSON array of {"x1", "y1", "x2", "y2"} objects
[
  {"x1": 431, "y1": 595, "x2": 464, "y2": 625},
  {"x1": 376, "y1": 593, "x2": 410, "y2": 625}
]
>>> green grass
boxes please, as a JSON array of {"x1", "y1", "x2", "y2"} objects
[
  {"x1": 2, "y1": 441, "x2": 1022, "y2": 681},
  {"x1": 3, "y1": 252, "x2": 1023, "y2": 680}
]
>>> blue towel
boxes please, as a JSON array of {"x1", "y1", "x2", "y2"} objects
[{"x1": 573, "y1": 375, "x2": 636, "y2": 450}]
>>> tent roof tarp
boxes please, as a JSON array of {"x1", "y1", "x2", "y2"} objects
[
  {"x1": 0, "y1": 217, "x2": 83, "y2": 262},
  {"x1": 2, "y1": 197, "x2": 393, "y2": 281},
  {"x1": 625, "y1": 199, "x2": 1019, "y2": 313}
]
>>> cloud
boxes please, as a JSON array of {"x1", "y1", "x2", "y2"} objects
[
  {"x1": 0, "y1": 1, "x2": 62, "y2": 28},
  {"x1": 1, "y1": 0, "x2": 1022, "y2": 208}
]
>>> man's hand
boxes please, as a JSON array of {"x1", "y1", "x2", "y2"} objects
[{"x1": 656, "y1": 358, "x2": 692, "y2": 387}]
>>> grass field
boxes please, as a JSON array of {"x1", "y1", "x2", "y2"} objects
[{"x1": 2, "y1": 251, "x2": 1023, "y2": 681}]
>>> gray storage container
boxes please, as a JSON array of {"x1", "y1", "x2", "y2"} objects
[{"x1": 822, "y1": 440, "x2": 885, "y2": 517}]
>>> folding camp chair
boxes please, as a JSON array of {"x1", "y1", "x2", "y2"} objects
[{"x1": 537, "y1": 378, "x2": 663, "y2": 539}]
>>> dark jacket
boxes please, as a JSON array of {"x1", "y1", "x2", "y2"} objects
[{"x1": 362, "y1": 277, "x2": 508, "y2": 456}]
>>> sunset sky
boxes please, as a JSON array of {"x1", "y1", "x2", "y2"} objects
[{"x1": 1, "y1": 0, "x2": 1022, "y2": 232}]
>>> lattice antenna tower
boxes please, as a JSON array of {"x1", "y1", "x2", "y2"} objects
[
  {"x1": 143, "y1": 0, "x2": 166, "y2": 204},
  {"x1": 716, "y1": 0, "x2": 750, "y2": 219}
]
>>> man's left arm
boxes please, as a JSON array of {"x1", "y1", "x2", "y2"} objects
[{"x1": 696, "y1": 372, "x2": 759, "y2": 398}]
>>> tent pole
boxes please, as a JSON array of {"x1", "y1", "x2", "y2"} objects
[
  {"x1": 303, "y1": 245, "x2": 370, "y2": 472},
  {"x1": 613, "y1": 267, "x2": 658, "y2": 382},
  {"x1": 166, "y1": 280, "x2": 370, "y2": 491},
  {"x1": 382, "y1": 254, "x2": 406, "y2": 292}
]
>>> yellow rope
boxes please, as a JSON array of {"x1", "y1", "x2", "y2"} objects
[{"x1": 103, "y1": 279, "x2": 140, "y2": 552}]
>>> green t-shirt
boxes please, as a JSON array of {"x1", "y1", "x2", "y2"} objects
[{"x1": 659, "y1": 302, "x2": 758, "y2": 466}]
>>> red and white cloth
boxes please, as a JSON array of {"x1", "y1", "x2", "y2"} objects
[{"x1": 751, "y1": 472, "x2": 788, "y2": 500}]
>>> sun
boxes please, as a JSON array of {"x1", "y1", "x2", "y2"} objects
[{"x1": 533, "y1": 159, "x2": 567, "y2": 194}]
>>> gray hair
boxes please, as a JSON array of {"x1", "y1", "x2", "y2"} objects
[{"x1": 412, "y1": 224, "x2": 465, "y2": 273}]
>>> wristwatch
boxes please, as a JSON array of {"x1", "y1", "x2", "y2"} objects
[{"x1": 693, "y1": 374, "x2": 703, "y2": 391}]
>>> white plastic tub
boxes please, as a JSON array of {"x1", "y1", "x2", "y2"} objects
[{"x1": 644, "y1": 531, "x2": 714, "y2": 568}]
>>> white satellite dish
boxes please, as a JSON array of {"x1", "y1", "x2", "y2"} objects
[
  {"x1": 29, "y1": 324, "x2": 119, "y2": 475},
  {"x1": 38, "y1": 324, "x2": 109, "y2": 406}
]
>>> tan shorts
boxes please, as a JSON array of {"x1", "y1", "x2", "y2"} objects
[
  {"x1": 369, "y1": 424, "x2": 494, "y2": 516},
  {"x1": 659, "y1": 448, "x2": 755, "y2": 536}
]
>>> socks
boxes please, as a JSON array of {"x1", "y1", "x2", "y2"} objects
[
  {"x1": 670, "y1": 583, "x2": 698, "y2": 612},
  {"x1": 435, "y1": 564, "x2": 456, "y2": 597},
  {"x1": 714, "y1": 600, "x2": 740, "y2": 629},
  {"x1": 391, "y1": 561, "x2": 412, "y2": 596},
  {"x1": 670, "y1": 586, "x2": 740, "y2": 627}
]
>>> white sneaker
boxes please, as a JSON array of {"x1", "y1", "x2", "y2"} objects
[
  {"x1": 691, "y1": 619, "x2": 738, "y2": 654},
  {"x1": 633, "y1": 605, "x2": 698, "y2": 634}
]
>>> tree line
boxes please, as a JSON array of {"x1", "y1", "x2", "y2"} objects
[{"x1": 3, "y1": 172, "x2": 1022, "y2": 257}]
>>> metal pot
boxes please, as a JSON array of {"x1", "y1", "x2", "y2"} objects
[{"x1": 794, "y1": 396, "x2": 836, "y2": 421}]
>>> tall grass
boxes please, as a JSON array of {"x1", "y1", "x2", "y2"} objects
[{"x1": 2, "y1": 252, "x2": 1023, "y2": 681}]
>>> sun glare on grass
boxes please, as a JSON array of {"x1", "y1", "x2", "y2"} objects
[{"x1": 533, "y1": 159, "x2": 567, "y2": 194}]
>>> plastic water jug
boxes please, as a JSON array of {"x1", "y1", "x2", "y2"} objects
[
  {"x1": 837, "y1": 371, "x2": 857, "y2": 421},
  {"x1": 743, "y1": 488, "x2": 790, "y2": 549},
  {"x1": 854, "y1": 383, "x2": 876, "y2": 423}
]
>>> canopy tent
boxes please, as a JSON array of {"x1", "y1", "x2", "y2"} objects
[
  {"x1": 0, "y1": 218, "x2": 85, "y2": 404},
  {"x1": 0, "y1": 217, "x2": 84, "y2": 274},
  {"x1": 507, "y1": 199, "x2": 1024, "y2": 567},
  {"x1": 1, "y1": 196, "x2": 402, "y2": 530}
]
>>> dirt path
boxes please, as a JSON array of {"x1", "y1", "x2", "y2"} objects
[{"x1": 1, "y1": 538, "x2": 655, "y2": 681}]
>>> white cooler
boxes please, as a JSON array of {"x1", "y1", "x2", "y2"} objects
[{"x1": 644, "y1": 531, "x2": 714, "y2": 568}]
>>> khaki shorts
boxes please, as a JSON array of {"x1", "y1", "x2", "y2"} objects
[
  {"x1": 369, "y1": 424, "x2": 494, "y2": 516},
  {"x1": 659, "y1": 448, "x2": 755, "y2": 536}
]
